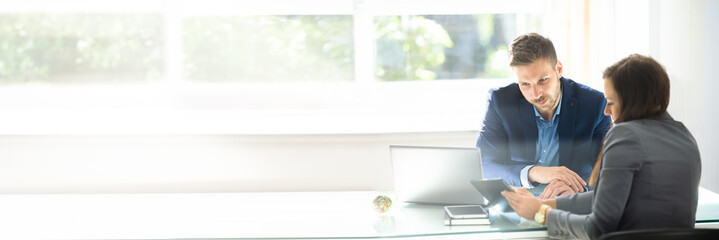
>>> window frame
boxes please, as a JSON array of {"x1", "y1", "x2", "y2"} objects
[{"x1": 0, "y1": 0, "x2": 548, "y2": 135}]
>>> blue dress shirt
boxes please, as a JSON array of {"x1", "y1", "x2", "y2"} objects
[{"x1": 520, "y1": 96, "x2": 562, "y2": 188}]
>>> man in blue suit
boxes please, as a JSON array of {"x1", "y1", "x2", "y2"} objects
[{"x1": 477, "y1": 33, "x2": 611, "y2": 199}]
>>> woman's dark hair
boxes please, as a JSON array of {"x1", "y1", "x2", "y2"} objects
[
  {"x1": 602, "y1": 54, "x2": 670, "y2": 123},
  {"x1": 590, "y1": 54, "x2": 671, "y2": 187}
]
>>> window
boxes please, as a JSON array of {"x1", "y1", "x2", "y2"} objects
[
  {"x1": 375, "y1": 14, "x2": 541, "y2": 81},
  {"x1": 183, "y1": 15, "x2": 354, "y2": 82},
  {"x1": 0, "y1": 0, "x2": 547, "y2": 134},
  {"x1": 0, "y1": 14, "x2": 164, "y2": 84}
]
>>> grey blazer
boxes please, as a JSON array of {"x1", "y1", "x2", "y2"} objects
[{"x1": 545, "y1": 113, "x2": 701, "y2": 239}]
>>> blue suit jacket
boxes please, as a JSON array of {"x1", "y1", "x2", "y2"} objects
[{"x1": 476, "y1": 77, "x2": 611, "y2": 187}]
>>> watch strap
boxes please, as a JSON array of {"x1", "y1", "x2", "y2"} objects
[{"x1": 535, "y1": 204, "x2": 551, "y2": 225}]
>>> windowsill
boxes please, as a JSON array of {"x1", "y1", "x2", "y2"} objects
[
  {"x1": 0, "y1": 79, "x2": 510, "y2": 135},
  {"x1": 0, "y1": 109, "x2": 483, "y2": 135}
]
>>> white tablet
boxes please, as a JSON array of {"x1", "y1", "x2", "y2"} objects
[{"x1": 444, "y1": 205, "x2": 488, "y2": 219}]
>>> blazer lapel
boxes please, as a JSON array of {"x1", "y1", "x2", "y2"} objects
[
  {"x1": 519, "y1": 98, "x2": 538, "y2": 163},
  {"x1": 558, "y1": 78, "x2": 577, "y2": 166}
]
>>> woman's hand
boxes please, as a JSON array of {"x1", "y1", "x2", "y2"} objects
[{"x1": 501, "y1": 186, "x2": 543, "y2": 220}]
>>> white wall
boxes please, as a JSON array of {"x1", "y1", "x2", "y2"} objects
[
  {"x1": 704, "y1": 0, "x2": 719, "y2": 194},
  {"x1": 651, "y1": 0, "x2": 719, "y2": 193},
  {"x1": 0, "y1": 132, "x2": 477, "y2": 193}
]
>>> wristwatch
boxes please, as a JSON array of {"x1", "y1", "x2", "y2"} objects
[{"x1": 534, "y1": 204, "x2": 551, "y2": 225}]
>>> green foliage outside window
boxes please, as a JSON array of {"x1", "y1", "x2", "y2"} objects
[
  {"x1": 0, "y1": 14, "x2": 164, "y2": 84},
  {"x1": 375, "y1": 14, "x2": 516, "y2": 81},
  {"x1": 183, "y1": 15, "x2": 354, "y2": 82},
  {"x1": 375, "y1": 16, "x2": 453, "y2": 81},
  {"x1": 0, "y1": 13, "x2": 530, "y2": 84}
]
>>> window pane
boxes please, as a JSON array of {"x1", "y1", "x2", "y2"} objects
[
  {"x1": 183, "y1": 15, "x2": 354, "y2": 82},
  {"x1": 374, "y1": 14, "x2": 541, "y2": 81},
  {"x1": 0, "y1": 14, "x2": 164, "y2": 84}
]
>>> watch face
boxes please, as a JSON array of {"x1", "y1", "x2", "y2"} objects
[{"x1": 535, "y1": 213, "x2": 545, "y2": 224}]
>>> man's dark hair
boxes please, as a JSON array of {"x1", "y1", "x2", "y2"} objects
[
  {"x1": 508, "y1": 32, "x2": 558, "y2": 67},
  {"x1": 603, "y1": 54, "x2": 670, "y2": 123}
]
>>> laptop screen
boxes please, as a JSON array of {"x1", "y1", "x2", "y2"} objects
[{"x1": 390, "y1": 145, "x2": 485, "y2": 205}]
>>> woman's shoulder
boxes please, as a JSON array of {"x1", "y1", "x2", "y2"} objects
[
  {"x1": 604, "y1": 122, "x2": 640, "y2": 142},
  {"x1": 605, "y1": 114, "x2": 697, "y2": 150},
  {"x1": 604, "y1": 117, "x2": 667, "y2": 147}
]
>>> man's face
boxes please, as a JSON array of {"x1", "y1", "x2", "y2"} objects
[{"x1": 514, "y1": 58, "x2": 563, "y2": 116}]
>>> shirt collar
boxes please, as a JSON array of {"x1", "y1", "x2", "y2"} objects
[{"x1": 533, "y1": 94, "x2": 562, "y2": 121}]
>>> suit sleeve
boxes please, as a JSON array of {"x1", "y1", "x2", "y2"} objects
[
  {"x1": 476, "y1": 90, "x2": 530, "y2": 186},
  {"x1": 545, "y1": 126, "x2": 641, "y2": 239},
  {"x1": 555, "y1": 191, "x2": 594, "y2": 215}
]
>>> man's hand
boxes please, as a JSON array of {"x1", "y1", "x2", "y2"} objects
[
  {"x1": 538, "y1": 179, "x2": 582, "y2": 200},
  {"x1": 528, "y1": 166, "x2": 586, "y2": 192}
]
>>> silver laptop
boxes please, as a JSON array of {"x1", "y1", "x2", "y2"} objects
[{"x1": 390, "y1": 145, "x2": 484, "y2": 205}]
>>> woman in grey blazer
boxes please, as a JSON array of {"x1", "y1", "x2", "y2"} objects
[{"x1": 501, "y1": 54, "x2": 701, "y2": 239}]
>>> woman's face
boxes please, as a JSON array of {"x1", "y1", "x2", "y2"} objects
[{"x1": 603, "y1": 78, "x2": 621, "y2": 122}]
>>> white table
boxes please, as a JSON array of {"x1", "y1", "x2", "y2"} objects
[{"x1": 1, "y1": 188, "x2": 718, "y2": 239}]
